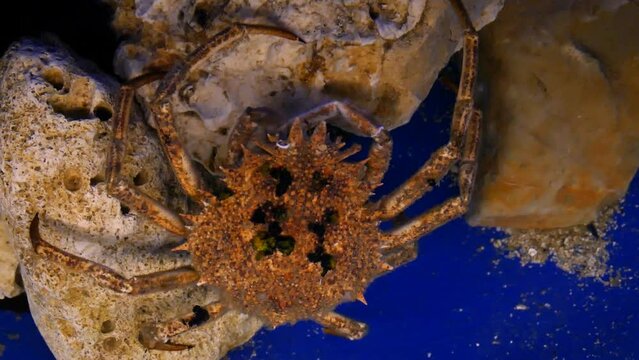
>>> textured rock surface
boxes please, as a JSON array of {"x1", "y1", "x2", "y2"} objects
[
  {"x1": 107, "y1": 0, "x2": 503, "y2": 169},
  {"x1": 492, "y1": 204, "x2": 617, "y2": 279},
  {"x1": 468, "y1": 0, "x2": 639, "y2": 229},
  {"x1": 0, "y1": 217, "x2": 20, "y2": 298},
  {"x1": 0, "y1": 40, "x2": 260, "y2": 359}
]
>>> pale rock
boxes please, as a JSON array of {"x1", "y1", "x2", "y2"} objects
[
  {"x1": 468, "y1": 0, "x2": 639, "y2": 229},
  {"x1": 0, "y1": 40, "x2": 261, "y2": 360},
  {"x1": 107, "y1": 0, "x2": 504, "y2": 169},
  {"x1": 0, "y1": 218, "x2": 20, "y2": 298}
]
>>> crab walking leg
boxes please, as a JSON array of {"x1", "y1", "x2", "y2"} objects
[
  {"x1": 29, "y1": 214, "x2": 199, "y2": 294},
  {"x1": 380, "y1": 241, "x2": 419, "y2": 270},
  {"x1": 139, "y1": 302, "x2": 226, "y2": 351},
  {"x1": 291, "y1": 101, "x2": 392, "y2": 188},
  {"x1": 314, "y1": 312, "x2": 369, "y2": 340},
  {"x1": 459, "y1": 110, "x2": 481, "y2": 204},
  {"x1": 381, "y1": 110, "x2": 480, "y2": 249},
  {"x1": 374, "y1": 4, "x2": 478, "y2": 220},
  {"x1": 154, "y1": 24, "x2": 302, "y2": 102},
  {"x1": 105, "y1": 73, "x2": 188, "y2": 236},
  {"x1": 149, "y1": 24, "x2": 303, "y2": 202}
]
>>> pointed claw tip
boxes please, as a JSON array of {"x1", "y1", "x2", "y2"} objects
[
  {"x1": 171, "y1": 243, "x2": 189, "y2": 253},
  {"x1": 356, "y1": 292, "x2": 368, "y2": 306}
]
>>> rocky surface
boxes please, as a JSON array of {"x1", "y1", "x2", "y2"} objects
[
  {"x1": 492, "y1": 204, "x2": 618, "y2": 279},
  {"x1": 468, "y1": 0, "x2": 639, "y2": 229},
  {"x1": 467, "y1": 0, "x2": 639, "y2": 278},
  {"x1": 0, "y1": 40, "x2": 261, "y2": 359},
  {"x1": 107, "y1": 0, "x2": 503, "y2": 169},
  {"x1": 0, "y1": 217, "x2": 20, "y2": 298}
]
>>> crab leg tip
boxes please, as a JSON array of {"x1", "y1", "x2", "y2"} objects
[
  {"x1": 171, "y1": 243, "x2": 189, "y2": 252},
  {"x1": 380, "y1": 262, "x2": 394, "y2": 271},
  {"x1": 356, "y1": 292, "x2": 368, "y2": 306}
]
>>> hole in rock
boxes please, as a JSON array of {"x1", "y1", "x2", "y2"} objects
[
  {"x1": 94, "y1": 102, "x2": 113, "y2": 122},
  {"x1": 90, "y1": 173, "x2": 105, "y2": 186},
  {"x1": 100, "y1": 320, "x2": 115, "y2": 333},
  {"x1": 187, "y1": 305, "x2": 210, "y2": 327},
  {"x1": 133, "y1": 170, "x2": 149, "y2": 186}
]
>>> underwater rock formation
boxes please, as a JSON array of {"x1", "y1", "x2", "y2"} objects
[
  {"x1": 468, "y1": 0, "x2": 639, "y2": 229},
  {"x1": 107, "y1": 0, "x2": 503, "y2": 169},
  {"x1": 467, "y1": 0, "x2": 638, "y2": 278},
  {"x1": 0, "y1": 40, "x2": 261, "y2": 359},
  {"x1": 0, "y1": 219, "x2": 20, "y2": 298}
]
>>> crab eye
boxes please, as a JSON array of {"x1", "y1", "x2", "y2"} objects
[{"x1": 276, "y1": 139, "x2": 290, "y2": 149}]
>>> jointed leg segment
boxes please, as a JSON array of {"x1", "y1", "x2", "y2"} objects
[
  {"x1": 378, "y1": 0, "x2": 480, "y2": 248},
  {"x1": 29, "y1": 214, "x2": 199, "y2": 295},
  {"x1": 314, "y1": 312, "x2": 368, "y2": 340},
  {"x1": 106, "y1": 74, "x2": 188, "y2": 236},
  {"x1": 382, "y1": 110, "x2": 481, "y2": 249},
  {"x1": 374, "y1": 2, "x2": 477, "y2": 220},
  {"x1": 139, "y1": 301, "x2": 226, "y2": 351}
]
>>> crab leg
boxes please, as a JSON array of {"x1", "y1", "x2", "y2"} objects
[
  {"x1": 291, "y1": 101, "x2": 393, "y2": 189},
  {"x1": 373, "y1": 0, "x2": 478, "y2": 220},
  {"x1": 381, "y1": 110, "x2": 480, "y2": 249},
  {"x1": 139, "y1": 301, "x2": 226, "y2": 351},
  {"x1": 380, "y1": 241, "x2": 419, "y2": 270},
  {"x1": 226, "y1": 109, "x2": 260, "y2": 167},
  {"x1": 149, "y1": 24, "x2": 303, "y2": 203},
  {"x1": 314, "y1": 312, "x2": 369, "y2": 340},
  {"x1": 29, "y1": 214, "x2": 199, "y2": 294},
  {"x1": 106, "y1": 73, "x2": 188, "y2": 236}
]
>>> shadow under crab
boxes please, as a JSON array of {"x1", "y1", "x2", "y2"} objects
[{"x1": 29, "y1": 0, "x2": 480, "y2": 352}]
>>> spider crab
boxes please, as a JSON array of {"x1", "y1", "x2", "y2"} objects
[{"x1": 30, "y1": 0, "x2": 480, "y2": 351}]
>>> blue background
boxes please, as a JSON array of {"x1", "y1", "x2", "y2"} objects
[{"x1": 1, "y1": 81, "x2": 638, "y2": 360}]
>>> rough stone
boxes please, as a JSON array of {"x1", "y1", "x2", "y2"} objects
[
  {"x1": 107, "y1": 0, "x2": 503, "y2": 169},
  {"x1": 0, "y1": 218, "x2": 20, "y2": 298},
  {"x1": 0, "y1": 39, "x2": 261, "y2": 360},
  {"x1": 468, "y1": 0, "x2": 639, "y2": 229},
  {"x1": 492, "y1": 204, "x2": 617, "y2": 279}
]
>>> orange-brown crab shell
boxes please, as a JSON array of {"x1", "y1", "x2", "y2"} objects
[{"x1": 178, "y1": 122, "x2": 387, "y2": 326}]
